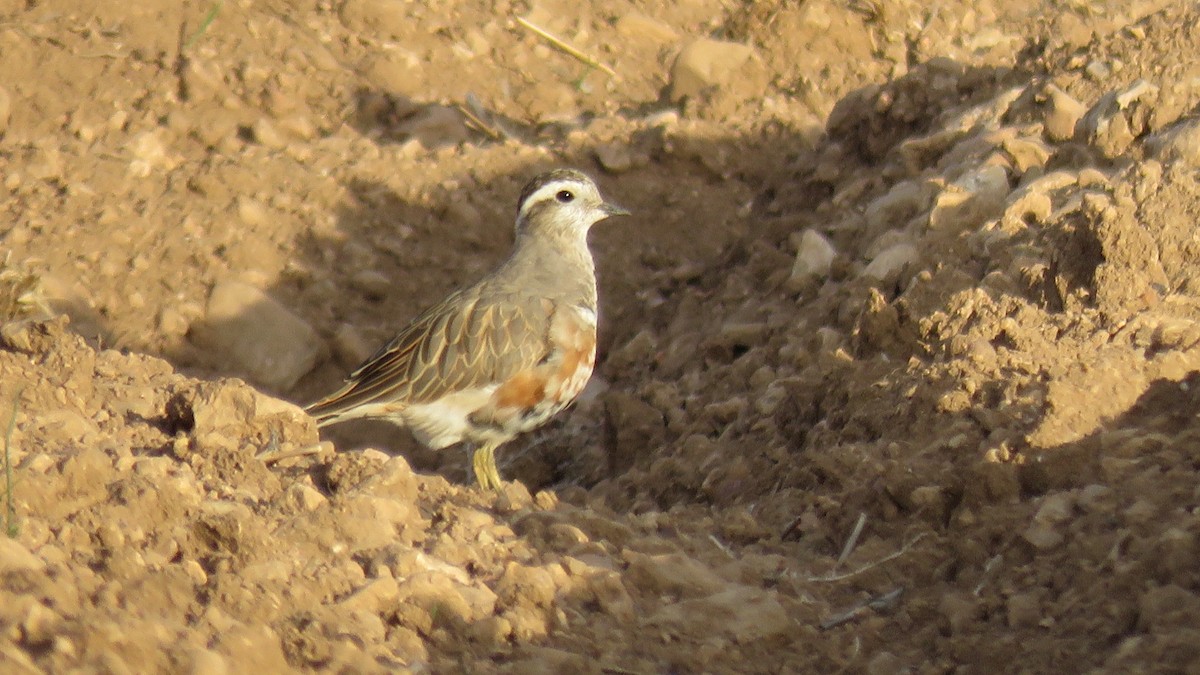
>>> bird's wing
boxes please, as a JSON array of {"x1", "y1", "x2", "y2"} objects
[{"x1": 305, "y1": 291, "x2": 552, "y2": 422}]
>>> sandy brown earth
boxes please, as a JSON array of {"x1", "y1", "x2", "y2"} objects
[{"x1": 2, "y1": 0, "x2": 1200, "y2": 672}]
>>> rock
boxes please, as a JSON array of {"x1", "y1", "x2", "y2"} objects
[
  {"x1": 286, "y1": 482, "x2": 327, "y2": 511},
  {"x1": 615, "y1": 13, "x2": 679, "y2": 43},
  {"x1": 939, "y1": 592, "x2": 981, "y2": 635},
  {"x1": 332, "y1": 322, "x2": 373, "y2": 369},
  {"x1": 1006, "y1": 592, "x2": 1041, "y2": 629},
  {"x1": 349, "y1": 269, "x2": 391, "y2": 301},
  {"x1": 864, "y1": 180, "x2": 934, "y2": 232},
  {"x1": 649, "y1": 586, "x2": 790, "y2": 643},
  {"x1": 1032, "y1": 492, "x2": 1075, "y2": 524},
  {"x1": 595, "y1": 143, "x2": 634, "y2": 174},
  {"x1": 0, "y1": 85, "x2": 10, "y2": 136},
  {"x1": 1042, "y1": 84, "x2": 1087, "y2": 142},
  {"x1": 668, "y1": 39, "x2": 768, "y2": 110},
  {"x1": 0, "y1": 538, "x2": 45, "y2": 574},
  {"x1": 395, "y1": 105, "x2": 469, "y2": 148},
  {"x1": 786, "y1": 229, "x2": 836, "y2": 291},
  {"x1": 338, "y1": 576, "x2": 400, "y2": 613},
  {"x1": 493, "y1": 562, "x2": 559, "y2": 609},
  {"x1": 861, "y1": 243, "x2": 918, "y2": 283},
  {"x1": 213, "y1": 624, "x2": 289, "y2": 673},
  {"x1": 623, "y1": 551, "x2": 725, "y2": 598},
  {"x1": 1074, "y1": 79, "x2": 1160, "y2": 159},
  {"x1": 1147, "y1": 118, "x2": 1200, "y2": 168},
  {"x1": 1022, "y1": 522, "x2": 1063, "y2": 550},
  {"x1": 338, "y1": 0, "x2": 412, "y2": 41},
  {"x1": 250, "y1": 117, "x2": 287, "y2": 149},
  {"x1": 189, "y1": 280, "x2": 322, "y2": 391},
  {"x1": 928, "y1": 164, "x2": 1010, "y2": 231},
  {"x1": 603, "y1": 390, "x2": 666, "y2": 475},
  {"x1": 128, "y1": 129, "x2": 180, "y2": 177}
]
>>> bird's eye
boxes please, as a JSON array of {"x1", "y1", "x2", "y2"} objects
[{"x1": 555, "y1": 190, "x2": 574, "y2": 203}]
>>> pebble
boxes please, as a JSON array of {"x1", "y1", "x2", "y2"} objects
[
  {"x1": 614, "y1": 13, "x2": 679, "y2": 43},
  {"x1": 189, "y1": 279, "x2": 322, "y2": 391},
  {"x1": 287, "y1": 482, "x2": 328, "y2": 511},
  {"x1": 1042, "y1": 84, "x2": 1087, "y2": 142},
  {"x1": 250, "y1": 117, "x2": 287, "y2": 149},
  {"x1": 1147, "y1": 118, "x2": 1200, "y2": 168},
  {"x1": 349, "y1": 269, "x2": 391, "y2": 301},
  {"x1": 1075, "y1": 79, "x2": 1160, "y2": 159},
  {"x1": 668, "y1": 39, "x2": 768, "y2": 106},
  {"x1": 864, "y1": 180, "x2": 934, "y2": 231},
  {"x1": 332, "y1": 323, "x2": 373, "y2": 369},
  {"x1": 649, "y1": 586, "x2": 790, "y2": 643},
  {"x1": 623, "y1": 551, "x2": 725, "y2": 598},
  {"x1": 861, "y1": 242, "x2": 918, "y2": 283},
  {"x1": 786, "y1": 229, "x2": 836, "y2": 291},
  {"x1": 928, "y1": 164, "x2": 1010, "y2": 231},
  {"x1": 595, "y1": 142, "x2": 634, "y2": 173},
  {"x1": 0, "y1": 538, "x2": 46, "y2": 574},
  {"x1": 395, "y1": 105, "x2": 469, "y2": 148},
  {"x1": 0, "y1": 85, "x2": 10, "y2": 135},
  {"x1": 338, "y1": 576, "x2": 400, "y2": 613}
]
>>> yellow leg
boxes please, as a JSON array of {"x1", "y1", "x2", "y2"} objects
[{"x1": 471, "y1": 443, "x2": 504, "y2": 491}]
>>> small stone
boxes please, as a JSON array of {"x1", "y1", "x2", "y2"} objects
[
  {"x1": 861, "y1": 243, "x2": 918, "y2": 283},
  {"x1": 339, "y1": 576, "x2": 400, "y2": 613},
  {"x1": 1022, "y1": 522, "x2": 1063, "y2": 550},
  {"x1": 623, "y1": 551, "x2": 725, "y2": 598},
  {"x1": 236, "y1": 197, "x2": 271, "y2": 228},
  {"x1": 1074, "y1": 79, "x2": 1160, "y2": 159},
  {"x1": 1147, "y1": 118, "x2": 1200, "y2": 168},
  {"x1": 332, "y1": 323, "x2": 374, "y2": 369},
  {"x1": 287, "y1": 483, "x2": 327, "y2": 511},
  {"x1": 1042, "y1": 84, "x2": 1087, "y2": 142},
  {"x1": 928, "y1": 164, "x2": 1010, "y2": 231},
  {"x1": 443, "y1": 199, "x2": 482, "y2": 230},
  {"x1": 1033, "y1": 492, "x2": 1075, "y2": 524},
  {"x1": 864, "y1": 180, "x2": 934, "y2": 231},
  {"x1": 158, "y1": 306, "x2": 191, "y2": 335},
  {"x1": 1006, "y1": 592, "x2": 1041, "y2": 628},
  {"x1": 786, "y1": 229, "x2": 836, "y2": 291},
  {"x1": 395, "y1": 105, "x2": 468, "y2": 148},
  {"x1": 615, "y1": 13, "x2": 679, "y2": 43},
  {"x1": 350, "y1": 270, "x2": 391, "y2": 301},
  {"x1": 251, "y1": 117, "x2": 287, "y2": 148},
  {"x1": 668, "y1": 39, "x2": 768, "y2": 107},
  {"x1": 649, "y1": 586, "x2": 789, "y2": 643},
  {"x1": 189, "y1": 280, "x2": 322, "y2": 391},
  {"x1": 0, "y1": 85, "x2": 11, "y2": 135},
  {"x1": 185, "y1": 648, "x2": 229, "y2": 675},
  {"x1": 128, "y1": 129, "x2": 179, "y2": 177},
  {"x1": 0, "y1": 538, "x2": 45, "y2": 574},
  {"x1": 595, "y1": 143, "x2": 634, "y2": 173},
  {"x1": 939, "y1": 592, "x2": 981, "y2": 635}
]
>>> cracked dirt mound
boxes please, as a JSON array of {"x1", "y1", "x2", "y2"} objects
[{"x1": 3, "y1": 0, "x2": 1200, "y2": 672}]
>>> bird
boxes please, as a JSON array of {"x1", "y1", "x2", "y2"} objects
[{"x1": 305, "y1": 169, "x2": 629, "y2": 490}]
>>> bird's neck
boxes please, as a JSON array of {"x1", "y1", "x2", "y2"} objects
[{"x1": 498, "y1": 228, "x2": 596, "y2": 307}]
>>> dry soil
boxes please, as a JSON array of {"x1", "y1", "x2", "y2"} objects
[{"x1": 2, "y1": 0, "x2": 1200, "y2": 673}]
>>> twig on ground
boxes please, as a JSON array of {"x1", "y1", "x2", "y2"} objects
[
  {"x1": 819, "y1": 586, "x2": 904, "y2": 630},
  {"x1": 806, "y1": 532, "x2": 929, "y2": 583},
  {"x1": 515, "y1": 17, "x2": 617, "y2": 77},
  {"x1": 457, "y1": 101, "x2": 505, "y2": 142},
  {"x1": 257, "y1": 443, "x2": 327, "y2": 465},
  {"x1": 836, "y1": 511, "x2": 868, "y2": 566},
  {"x1": 3, "y1": 389, "x2": 22, "y2": 537}
]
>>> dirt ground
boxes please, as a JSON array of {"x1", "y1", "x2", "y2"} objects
[{"x1": 2, "y1": 0, "x2": 1200, "y2": 672}]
